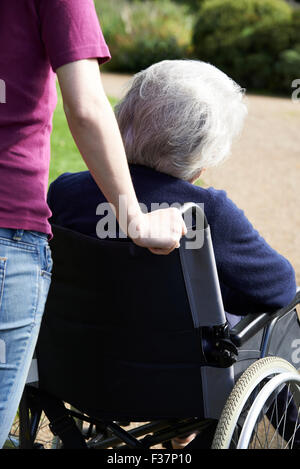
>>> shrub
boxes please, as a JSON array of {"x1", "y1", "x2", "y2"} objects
[
  {"x1": 239, "y1": 10, "x2": 300, "y2": 92},
  {"x1": 274, "y1": 47, "x2": 300, "y2": 92},
  {"x1": 192, "y1": 0, "x2": 296, "y2": 93},
  {"x1": 171, "y1": 0, "x2": 206, "y2": 11},
  {"x1": 193, "y1": 0, "x2": 292, "y2": 52},
  {"x1": 94, "y1": 0, "x2": 193, "y2": 73}
]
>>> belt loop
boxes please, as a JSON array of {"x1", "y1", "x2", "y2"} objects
[{"x1": 12, "y1": 229, "x2": 24, "y2": 242}]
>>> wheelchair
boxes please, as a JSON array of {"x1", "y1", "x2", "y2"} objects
[{"x1": 5, "y1": 204, "x2": 300, "y2": 449}]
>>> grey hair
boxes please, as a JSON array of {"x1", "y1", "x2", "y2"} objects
[{"x1": 115, "y1": 60, "x2": 248, "y2": 181}]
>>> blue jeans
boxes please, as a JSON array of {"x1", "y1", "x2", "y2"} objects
[{"x1": 0, "y1": 229, "x2": 52, "y2": 448}]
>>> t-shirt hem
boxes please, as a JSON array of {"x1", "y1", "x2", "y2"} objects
[
  {"x1": 51, "y1": 44, "x2": 111, "y2": 71},
  {"x1": 0, "y1": 218, "x2": 52, "y2": 238}
]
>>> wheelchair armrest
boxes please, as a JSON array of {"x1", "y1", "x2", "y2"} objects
[
  {"x1": 229, "y1": 313, "x2": 270, "y2": 347},
  {"x1": 229, "y1": 290, "x2": 300, "y2": 347}
]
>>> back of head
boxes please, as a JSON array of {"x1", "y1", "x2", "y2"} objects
[{"x1": 115, "y1": 60, "x2": 248, "y2": 181}]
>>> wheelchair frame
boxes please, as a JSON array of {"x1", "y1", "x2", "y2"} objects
[
  {"x1": 8, "y1": 290, "x2": 299, "y2": 450},
  {"x1": 5, "y1": 204, "x2": 300, "y2": 449}
]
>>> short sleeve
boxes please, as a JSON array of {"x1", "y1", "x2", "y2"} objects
[{"x1": 38, "y1": 0, "x2": 111, "y2": 71}]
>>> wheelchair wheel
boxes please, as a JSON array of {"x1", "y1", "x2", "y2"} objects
[
  {"x1": 4, "y1": 388, "x2": 60, "y2": 449},
  {"x1": 212, "y1": 357, "x2": 300, "y2": 449},
  {"x1": 5, "y1": 411, "x2": 58, "y2": 449}
]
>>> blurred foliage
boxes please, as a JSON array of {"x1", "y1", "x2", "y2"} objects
[
  {"x1": 171, "y1": 0, "x2": 206, "y2": 11},
  {"x1": 94, "y1": 0, "x2": 193, "y2": 73},
  {"x1": 192, "y1": 0, "x2": 300, "y2": 93},
  {"x1": 94, "y1": 0, "x2": 300, "y2": 94}
]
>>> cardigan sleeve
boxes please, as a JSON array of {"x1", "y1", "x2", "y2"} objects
[{"x1": 209, "y1": 190, "x2": 296, "y2": 314}]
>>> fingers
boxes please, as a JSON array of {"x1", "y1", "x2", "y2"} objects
[
  {"x1": 129, "y1": 207, "x2": 187, "y2": 255},
  {"x1": 182, "y1": 218, "x2": 188, "y2": 237},
  {"x1": 149, "y1": 240, "x2": 180, "y2": 256}
]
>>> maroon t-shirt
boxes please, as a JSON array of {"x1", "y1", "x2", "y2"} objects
[{"x1": 0, "y1": 0, "x2": 110, "y2": 236}]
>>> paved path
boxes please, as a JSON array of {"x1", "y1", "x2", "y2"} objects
[{"x1": 101, "y1": 72, "x2": 300, "y2": 284}]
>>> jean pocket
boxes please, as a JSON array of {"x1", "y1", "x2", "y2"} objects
[
  {"x1": 45, "y1": 245, "x2": 53, "y2": 273},
  {"x1": 35, "y1": 269, "x2": 52, "y2": 325},
  {"x1": 41, "y1": 270, "x2": 52, "y2": 282},
  {"x1": 0, "y1": 257, "x2": 7, "y2": 311},
  {"x1": 41, "y1": 245, "x2": 53, "y2": 279}
]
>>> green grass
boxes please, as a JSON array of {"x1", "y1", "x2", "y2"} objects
[{"x1": 49, "y1": 85, "x2": 118, "y2": 185}]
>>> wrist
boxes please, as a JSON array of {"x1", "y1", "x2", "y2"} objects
[{"x1": 116, "y1": 196, "x2": 143, "y2": 238}]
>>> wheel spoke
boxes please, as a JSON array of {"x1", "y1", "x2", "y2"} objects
[
  {"x1": 8, "y1": 411, "x2": 55, "y2": 449},
  {"x1": 268, "y1": 389, "x2": 294, "y2": 448},
  {"x1": 283, "y1": 407, "x2": 300, "y2": 449},
  {"x1": 280, "y1": 384, "x2": 290, "y2": 448},
  {"x1": 251, "y1": 415, "x2": 265, "y2": 448}
]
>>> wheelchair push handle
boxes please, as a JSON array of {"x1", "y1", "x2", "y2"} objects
[{"x1": 179, "y1": 203, "x2": 208, "y2": 230}]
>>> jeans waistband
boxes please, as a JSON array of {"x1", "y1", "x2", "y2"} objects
[{"x1": 0, "y1": 228, "x2": 48, "y2": 245}]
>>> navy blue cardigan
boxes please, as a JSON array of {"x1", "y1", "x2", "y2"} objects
[{"x1": 47, "y1": 164, "x2": 296, "y2": 317}]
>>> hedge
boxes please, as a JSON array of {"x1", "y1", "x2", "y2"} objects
[{"x1": 192, "y1": 0, "x2": 300, "y2": 93}]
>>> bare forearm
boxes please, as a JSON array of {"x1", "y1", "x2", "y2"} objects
[{"x1": 65, "y1": 92, "x2": 141, "y2": 229}]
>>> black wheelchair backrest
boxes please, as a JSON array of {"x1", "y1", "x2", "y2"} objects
[{"x1": 36, "y1": 205, "x2": 238, "y2": 420}]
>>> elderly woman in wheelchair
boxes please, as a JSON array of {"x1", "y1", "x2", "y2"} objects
[{"x1": 8, "y1": 60, "x2": 300, "y2": 450}]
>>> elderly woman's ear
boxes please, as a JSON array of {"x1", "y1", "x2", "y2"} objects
[{"x1": 189, "y1": 169, "x2": 206, "y2": 184}]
